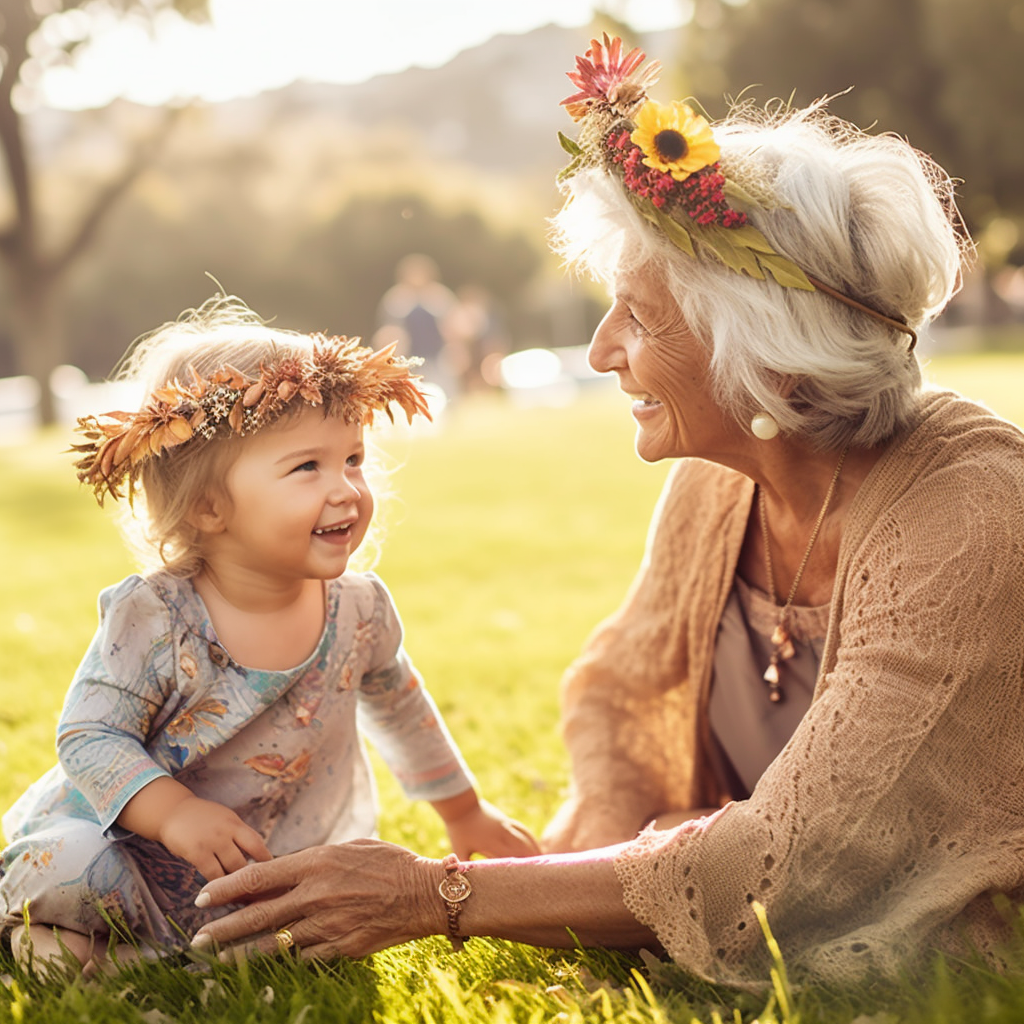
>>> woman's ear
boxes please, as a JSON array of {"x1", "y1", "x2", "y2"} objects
[{"x1": 190, "y1": 492, "x2": 228, "y2": 535}]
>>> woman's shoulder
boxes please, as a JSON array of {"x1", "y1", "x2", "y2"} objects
[
  {"x1": 875, "y1": 389, "x2": 1024, "y2": 496},
  {"x1": 848, "y1": 389, "x2": 1024, "y2": 559},
  {"x1": 904, "y1": 388, "x2": 1024, "y2": 454}
]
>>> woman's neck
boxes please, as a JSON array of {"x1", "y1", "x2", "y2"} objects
[
  {"x1": 192, "y1": 567, "x2": 327, "y2": 672},
  {"x1": 736, "y1": 438, "x2": 884, "y2": 525},
  {"x1": 733, "y1": 439, "x2": 888, "y2": 607}
]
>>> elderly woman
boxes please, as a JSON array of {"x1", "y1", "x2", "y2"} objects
[{"x1": 190, "y1": 38, "x2": 1024, "y2": 987}]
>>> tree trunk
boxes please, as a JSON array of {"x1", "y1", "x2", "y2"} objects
[{"x1": 8, "y1": 270, "x2": 63, "y2": 427}]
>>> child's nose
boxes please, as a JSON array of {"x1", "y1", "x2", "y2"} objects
[{"x1": 328, "y1": 474, "x2": 362, "y2": 504}]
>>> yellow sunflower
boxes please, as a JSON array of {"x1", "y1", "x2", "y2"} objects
[{"x1": 631, "y1": 100, "x2": 720, "y2": 180}]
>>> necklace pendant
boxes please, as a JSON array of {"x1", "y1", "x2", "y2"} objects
[
  {"x1": 771, "y1": 621, "x2": 796, "y2": 661},
  {"x1": 763, "y1": 660, "x2": 784, "y2": 702}
]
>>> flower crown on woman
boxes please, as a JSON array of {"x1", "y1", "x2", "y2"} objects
[
  {"x1": 72, "y1": 336, "x2": 431, "y2": 506},
  {"x1": 558, "y1": 34, "x2": 918, "y2": 346}
]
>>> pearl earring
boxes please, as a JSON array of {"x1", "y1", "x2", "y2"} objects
[{"x1": 751, "y1": 411, "x2": 780, "y2": 440}]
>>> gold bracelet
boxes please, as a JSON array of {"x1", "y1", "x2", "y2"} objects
[{"x1": 438, "y1": 853, "x2": 472, "y2": 951}]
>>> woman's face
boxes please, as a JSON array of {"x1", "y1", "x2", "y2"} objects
[{"x1": 588, "y1": 268, "x2": 736, "y2": 462}]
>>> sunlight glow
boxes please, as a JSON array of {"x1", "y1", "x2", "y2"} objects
[{"x1": 36, "y1": 0, "x2": 690, "y2": 110}]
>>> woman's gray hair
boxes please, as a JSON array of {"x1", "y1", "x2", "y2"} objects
[{"x1": 551, "y1": 102, "x2": 971, "y2": 450}]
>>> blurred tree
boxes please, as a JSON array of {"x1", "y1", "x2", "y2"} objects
[
  {"x1": 294, "y1": 193, "x2": 543, "y2": 345},
  {"x1": 0, "y1": 0, "x2": 209, "y2": 422},
  {"x1": 681, "y1": 0, "x2": 1024, "y2": 238}
]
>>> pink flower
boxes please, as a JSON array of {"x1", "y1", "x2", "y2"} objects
[{"x1": 561, "y1": 33, "x2": 661, "y2": 120}]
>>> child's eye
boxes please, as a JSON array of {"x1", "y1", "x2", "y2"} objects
[
  {"x1": 347, "y1": 452, "x2": 364, "y2": 467},
  {"x1": 293, "y1": 460, "x2": 318, "y2": 473}
]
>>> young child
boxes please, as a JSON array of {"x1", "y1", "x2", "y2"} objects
[{"x1": 0, "y1": 296, "x2": 539, "y2": 971}]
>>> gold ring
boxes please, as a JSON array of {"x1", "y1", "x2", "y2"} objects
[{"x1": 275, "y1": 927, "x2": 295, "y2": 950}]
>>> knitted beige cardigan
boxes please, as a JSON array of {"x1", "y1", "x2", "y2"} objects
[{"x1": 544, "y1": 390, "x2": 1024, "y2": 986}]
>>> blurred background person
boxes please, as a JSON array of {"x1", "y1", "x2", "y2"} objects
[
  {"x1": 376, "y1": 254, "x2": 459, "y2": 402},
  {"x1": 443, "y1": 284, "x2": 510, "y2": 393}
]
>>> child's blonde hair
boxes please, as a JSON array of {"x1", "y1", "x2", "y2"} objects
[{"x1": 82, "y1": 294, "x2": 426, "y2": 577}]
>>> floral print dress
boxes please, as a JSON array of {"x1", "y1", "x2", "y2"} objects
[{"x1": 0, "y1": 571, "x2": 473, "y2": 950}]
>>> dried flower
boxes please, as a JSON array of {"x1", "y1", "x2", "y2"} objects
[{"x1": 72, "y1": 336, "x2": 431, "y2": 506}]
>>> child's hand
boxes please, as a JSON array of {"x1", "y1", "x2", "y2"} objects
[
  {"x1": 442, "y1": 797, "x2": 541, "y2": 860},
  {"x1": 158, "y1": 796, "x2": 273, "y2": 881}
]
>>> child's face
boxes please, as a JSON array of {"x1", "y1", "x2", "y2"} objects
[{"x1": 206, "y1": 407, "x2": 373, "y2": 585}]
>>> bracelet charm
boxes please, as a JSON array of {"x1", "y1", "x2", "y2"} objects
[{"x1": 438, "y1": 853, "x2": 472, "y2": 951}]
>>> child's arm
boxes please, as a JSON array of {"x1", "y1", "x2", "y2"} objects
[
  {"x1": 431, "y1": 788, "x2": 540, "y2": 860},
  {"x1": 116, "y1": 777, "x2": 272, "y2": 880},
  {"x1": 356, "y1": 578, "x2": 539, "y2": 859}
]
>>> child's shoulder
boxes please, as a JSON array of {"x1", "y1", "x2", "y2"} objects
[
  {"x1": 96, "y1": 570, "x2": 194, "y2": 625},
  {"x1": 327, "y1": 571, "x2": 404, "y2": 633},
  {"x1": 328, "y1": 570, "x2": 396, "y2": 610}
]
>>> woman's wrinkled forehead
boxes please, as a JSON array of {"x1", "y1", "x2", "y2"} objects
[{"x1": 613, "y1": 265, "x2": 672, "y2": 316}]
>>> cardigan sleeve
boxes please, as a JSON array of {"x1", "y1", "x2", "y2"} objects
[
  {"x1": 613, "y1": 427, "x2": 1024, "y2": 987},
  {"x1": 543, "y1": 460, "x2": 751, "y2": 853},
  {"x1": 56, "y1": 576, "x2": 179, "y2": 831},
  {"x1": 355, "y1": 576, "x2": 475, "y2": 803}
]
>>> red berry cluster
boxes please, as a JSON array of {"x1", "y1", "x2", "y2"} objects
[{"x1": 606, "y1": 129, "x2": 747, "y2": 229}]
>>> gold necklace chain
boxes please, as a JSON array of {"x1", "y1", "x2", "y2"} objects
[{"x1": 757, "y1": 445, "x2": 849, "y2": 703}]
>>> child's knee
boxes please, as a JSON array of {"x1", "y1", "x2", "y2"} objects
[{"x1": 1, "y1": 823, "x2": 133, "y2": 934}]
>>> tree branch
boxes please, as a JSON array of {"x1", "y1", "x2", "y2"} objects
[
  {"x1": 47, "y1": 104, "x2": 187, "y2": 277},
  {"x1": 0, "y1": 1, "x2": 40, "y2": 263}
]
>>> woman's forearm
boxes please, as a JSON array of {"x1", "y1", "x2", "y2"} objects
[
  {"x1": 422, "y1": 845, "x2": 658, "y2": 950},
  {"x1": 190, "y1": 838, "x2": 659, "y2": 958}
]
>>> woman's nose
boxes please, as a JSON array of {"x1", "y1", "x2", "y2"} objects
[{"x1": 588, "y1": 308, "x2": 624, "y2": 374}]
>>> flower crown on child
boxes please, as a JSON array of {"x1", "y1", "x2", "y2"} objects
[
  {"x1": 558, "y1": 34, "x2": 917, "y2": 348},
  {"x1": 72, "y1": 337, "x2": 431, "y2": 505}
]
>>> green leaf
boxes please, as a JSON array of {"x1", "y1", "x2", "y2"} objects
[
  {"x1": 652, "y1": 209, "x2": 696, "y2": 257},
  {"x1": 723, "y1": 179, "x2": 759, "y2": 210},
  {"x1": 724, "y1": 223, "x2": 780, "y2": 255},
  {"x1": 557, "y1": 131, "x2": 583, "y2": 157},
  {"x1": 699, "y1": 224, "x2": 765, "y2": 279},
  {"x1": 724, "y1": 179, "x2": 794, "y2": 213},
  {"x1": 757, "y1": 251, "x2": 815, "y2": 290},
  {"x1": 556, "y1": 156, "x2": 583, "y2": 184}
]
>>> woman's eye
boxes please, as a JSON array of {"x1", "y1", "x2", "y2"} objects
[
  {"x1": 629, "y1": 312, "x2": 650, "y2": 339},
  {"x1": 619, "y1": 301, "x2": 647, "y2": 336}
]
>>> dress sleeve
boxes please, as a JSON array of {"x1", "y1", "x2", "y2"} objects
[
  {"x1": 613, "y1": 448, "x2": 1024, "y2": 987},
  {"x1": 56, "y1": 576, "x2": 179, "y2": 831},
  {"x1": 355, "y1": 576, "x2": 475, "y2": 802}
]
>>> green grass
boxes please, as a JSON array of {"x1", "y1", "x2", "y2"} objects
[{"x1": 2, "y1": 351, "x2": 1024, "y2": 1022}]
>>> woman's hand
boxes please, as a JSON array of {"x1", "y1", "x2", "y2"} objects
[
  {"x1": 443, "y1": 798, "x2": 541, "y2": 860},
  {"x1": 191, "y1": 839, "x2": 443, "y2": 960}
]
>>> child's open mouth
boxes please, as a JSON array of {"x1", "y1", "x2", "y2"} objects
[{"x1": 313, "y1": 522, "x2": 352, "y2": 537}]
